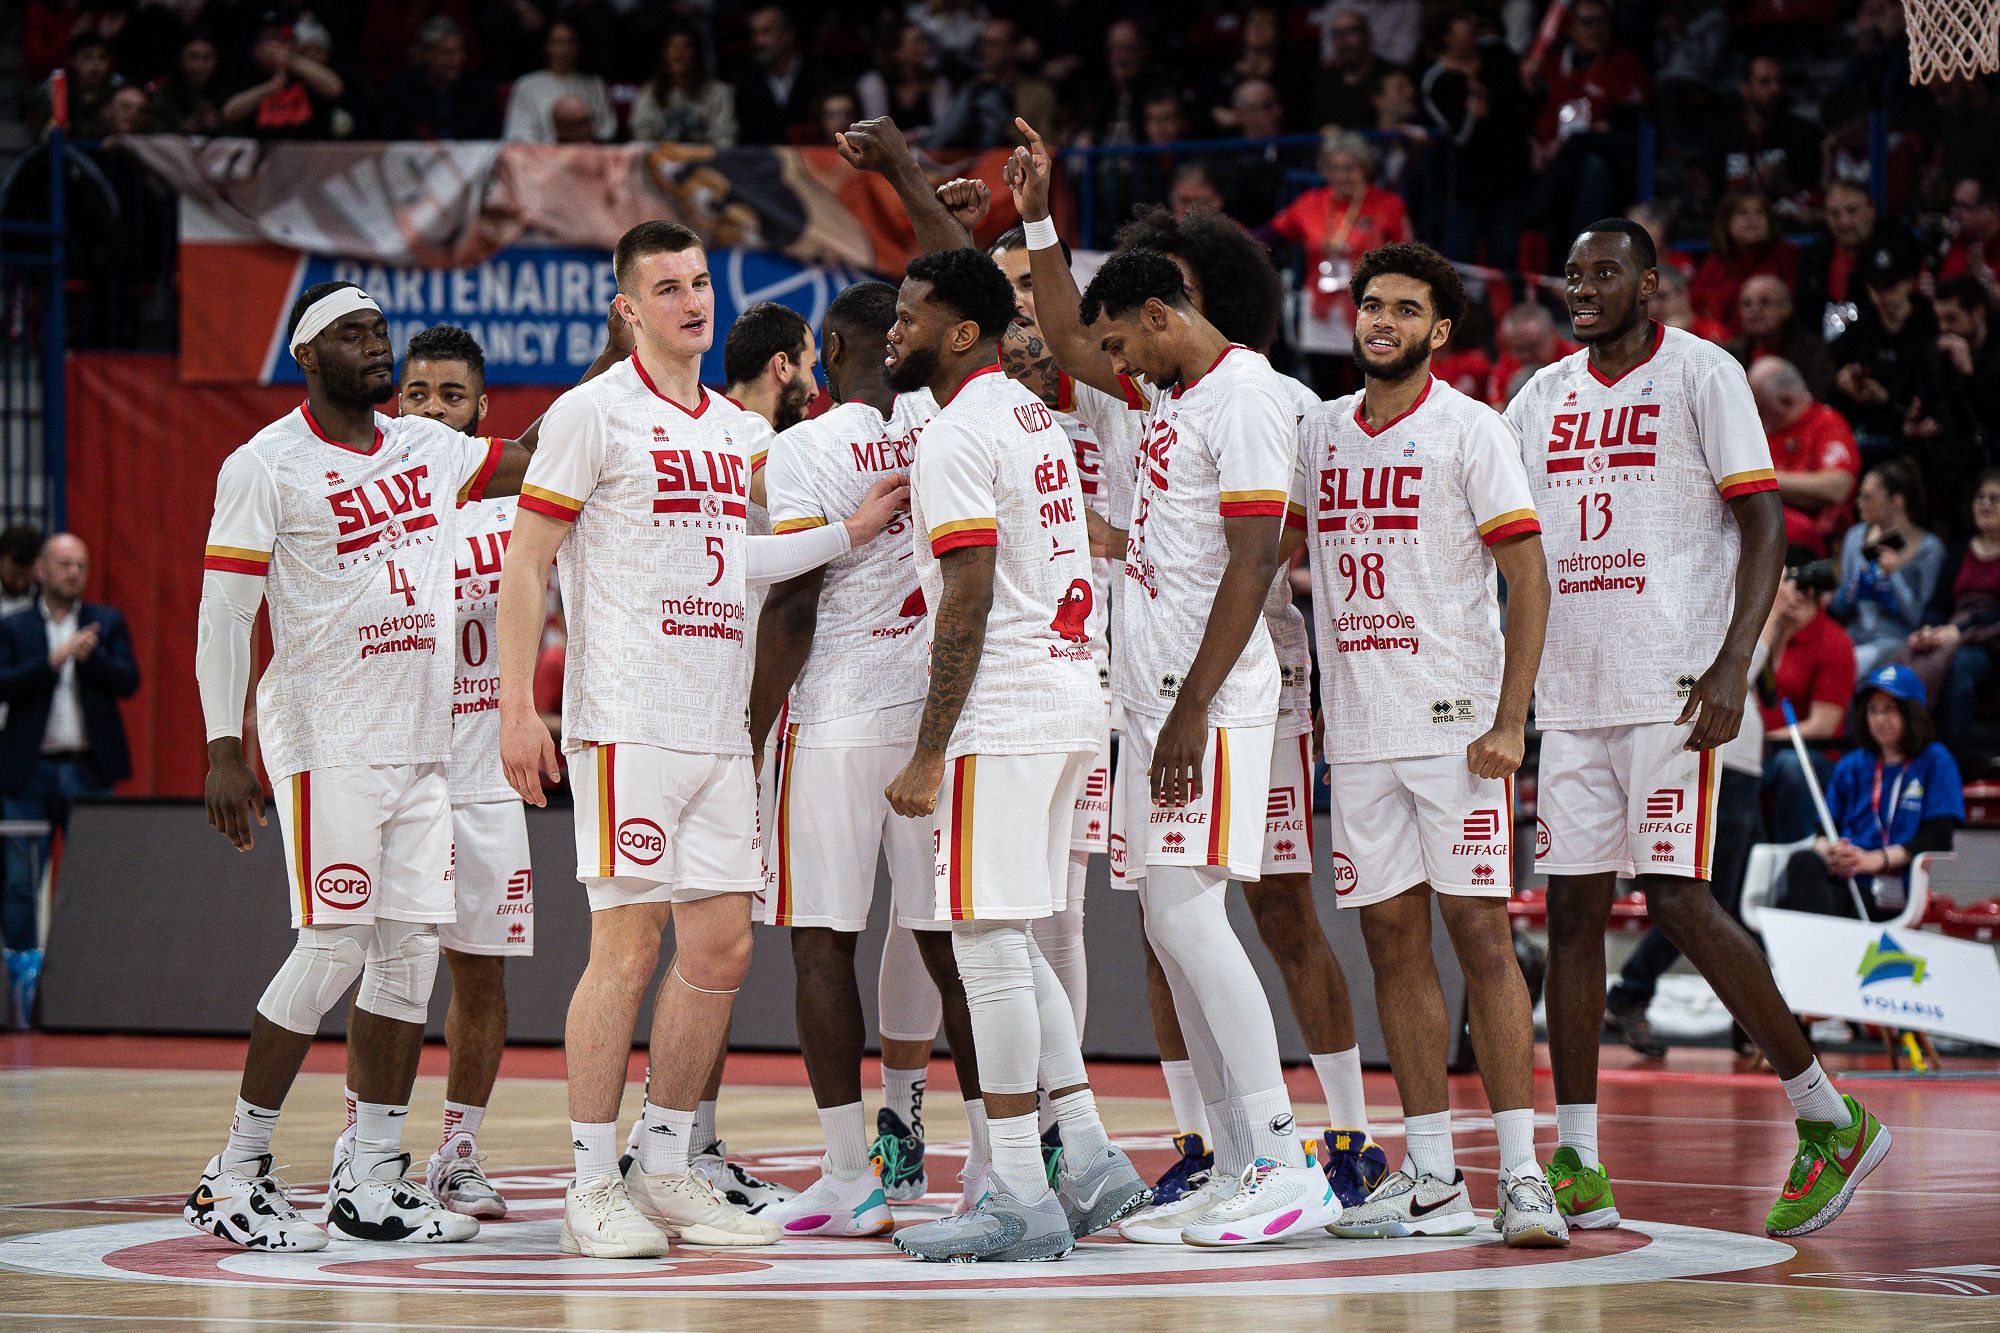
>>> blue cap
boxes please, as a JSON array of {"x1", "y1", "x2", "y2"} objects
[{"x1": 1858, "y1": 662, "x2": 1927, "y2": 707}]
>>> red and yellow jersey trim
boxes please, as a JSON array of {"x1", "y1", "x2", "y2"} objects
[
  {"x1": 203, "y1": 544, "x2": 271, "y2": 576},
  {"x1": 751, "y1": 449, "x2": 769, "y2": 475},
  {"x1": 929, "y1": 517, "x2": 998, "y2": 554},
  {"x1": 459, "y1": 435, "x2": 505, "y2": 503},
  {"x1": 1478, "y1": 509, "x2": 1541, "y2": 545},
  {"x1": 291, "y1": 772, "x2": 313, "y2": 925},
  {"x1": 519, "y1": 483, "x2": 585, "y2": 522},
  {"x1": 1717, "y1": 468, "x2": 1778, "y2": 500},
  {"x1": 772, "y1": 516, "x2": 827, "y2": 534},
  {"x1": 1117, "y1": 373, "x2": 1151, "y2": 412},
  {"x1": 1218, "y1": 489, "x2": 1288, "y2": 518},
  {"x1": 593, "y1": 743, "x2": 617, "y2": 877},
  {"x1": 947, "y1": 755, "x2": 977, "y2": 920},
  {"x1": 1284, "y1": 500, "x2": 1308, "y2": 533}
]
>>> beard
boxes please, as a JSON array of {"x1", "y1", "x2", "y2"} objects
[
  {"x1": 1358, "y1": 335, "x2": 1433, "y2": 383},
  {"x1": 886, "y1": 344, "x2": 939, "y2": 393},
  {"x1": 328, "y1": 360, "x2": 397, "y2": 408},
  {"x1": 775, "y1": 376, "x2": 814, "y2": 431}
]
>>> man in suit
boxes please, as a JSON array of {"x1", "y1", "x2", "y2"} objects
[
  {"x1": 0, "y1": 533, "x2": 139, "y2": 1024},
  {"x1": 734, "y1": 5, "x2": 822, "y2": 145}
]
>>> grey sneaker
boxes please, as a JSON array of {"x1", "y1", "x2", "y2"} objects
[
  {"x1": 1328, "y1": 1168, "x2": 1477, "y2": 1238},
  {"x1": 1498, "y1": 1167, "x2": 1571, "y2": 1248},
  {"x1": 894, "y1": 1175, "x2": 1075, "y2": 1262},
  {"x1": 1056, "y1": 1145, "x2": 1151, "y2": 1238}
]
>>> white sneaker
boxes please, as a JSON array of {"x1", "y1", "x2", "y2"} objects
[
  {"x1": 325, "y1": 1152, "x2": 480, "y2": 1243},
  {"x1": 561, "y1": 1173, "x2": 670, "y2": 1258},
  {"x1": 690, "y1": 1139, "x2": 798, "y2": 1214},
  {"x1": 955, "y1": 1162, "x2": 992, "y2": 1215},
  {"x1": 426, "y1": 1132, "x2": 507, "y2": 1219},
  {"x1": 625, "y1": 1162, "x2": 783, "y2": 1245},
  {"x1": 184, "y1": 1154, "x2": 327, "y2": 1252},
  {"x1": 1498, "y1": 1166, "x2": 1571, "y2": 1248},
  {"x1": 1329, "y1": 1168, "x2": 1478, "y2": 1238},
  {"x1": 1118, "y1": 1169, "x2": 1228, "y2": 1244},
  {"x1": 1181, "y1": 1158, "x2": 1338, "y2": 1247},
  {"x1": 329, "y1": 1125, "x2": 354, "y2": 1184},
  {"x1": 760, "y1": 1161, "x2": 894, "y2": 1237}
]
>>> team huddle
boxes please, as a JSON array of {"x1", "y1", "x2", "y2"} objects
[{"x1": 185, "y1": 116, "x2": 1890, "y2": 1264}]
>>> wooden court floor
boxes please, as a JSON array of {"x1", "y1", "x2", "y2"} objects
[{"x1": 1, "y1": 1034, "x2": 1996, "y2": 1331}]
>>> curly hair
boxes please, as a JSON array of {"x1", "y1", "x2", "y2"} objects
[
  {"x1": 1079, "y1": 248, "x2": 1189, "y2": 327},
  {"x1": 904, "y1": 247, "x2": 1017, "y2": 339},
  {"x1": 1350, "y1": 242, "x2": 1467, "y2": 325},
  {"x1": 723, "y1": 301, "x2": 810, "y2": 386},
  {"x1": 1114, "y1": 205, "x2": 1281, "y2": 349},
  {"x1": 824, "y1": 279, "x2": 899, "y2": 343},
  {"x1": 405, "y1": 325, "x2": 486, "y2": 381}
]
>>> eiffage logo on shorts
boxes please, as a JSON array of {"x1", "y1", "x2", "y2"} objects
[
  {"x1": 616, "y1": 818, "x2": 667, "y2": 866},
  {"x1": 314, "y1": 864, "x2": 372, "y2": 909}
]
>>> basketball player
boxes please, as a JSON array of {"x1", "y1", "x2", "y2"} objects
[
  {"x1": 750, "y1": 279, "x2": 987, "y2": 1235},
  {"x1": 879, "y1": 247, "x2": 1148, "y2": 1262},
  {"x1": 1005, "y1": 120, "x2": 1334, "y2": 1248},
  {"x1": 1296, "y1": 243, "x2": 1566, "y2": 1247},
  {"x1": 190, "y1": 281, "x2": 538, "y2": 1250},
  {"x1": 992, "y1": 200, "x2": 1384, "y2": 1207},
  {"x1": 1504, "y1": 220, "x2": 1888, "y2": 1238},
  {"x1": 495, "y1": 221, "x2": 906, "y2": 1258},
  {"x1": 831, "y1": 116, "x2": 997, "y2": 1205},
  {"x1": 617, "y1": 303, "x2": 814, "y2": 1215}
]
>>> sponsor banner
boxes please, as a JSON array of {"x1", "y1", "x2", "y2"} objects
[
  {"x1": 183, "y1": 242, "x2": 874, "y2": 387},
  {"x1": 1761, "y1": 909, "x2": 2000, "y2": 1045}
]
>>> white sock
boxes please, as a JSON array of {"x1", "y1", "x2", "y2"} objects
[
  {"x1": 1403, "y1": 1110, "x2": 1454, "y2": 1179},
  {"x1": 693, "y1": 1098, "x2": 718, "y2": 1151},
  {"x1": 1050, "y1": 1088, "x2": 1110, "y2": 1162},
  {"x1": 963, "y1": 1098, "x2": 990, "y2": 1173},
  {"x1": 1557, "y1": 1103, "x2": 1599, "y2": 1169},
  {"x1": 989, "y1": 1110, "x2": 1050, "y2": 1201},
  {"x1": 343, "y1": 1087, "x2": 357, "y2": 1132},
  {"x1": 636, "y1": 1102, "x2": 696, "y2": 1176},
  {"x1": 819, "y1": 1100, "x2": 870, "y2": 1176},
  {"x1": 570, "y1": 1120, "x2": 618, "y2": 1184},
  {"x1": 441, "y1": 1099, "x2": 484, "y2": 1147},
  {"x1": 1781, "y1": 1059, "x2": 1852, "y2": 1127},
  {"x1": 1493, "y1": 1107, "x2": 1537, "y2": 1176},
  {"x1": 353, "y1": 1099, "x2": 408, "y2": 1169},
  {"x1": 223, "y1": 1097, "x2": 279, "y2": 1172},
  {"x1": 1161, "y1": 1060, "x2": 1211, "y2": 1140},
  {"x1": 1310, "y1": 1047, "x2": 1370, "y2": 1135},
  {"x1": 1238, "y1": 1086, "x2": 1308, "y2": 1169},
  {"x1": 882, "y1": 1064, "x2": 927, "y2": 1138},
  {"x1": 1206, "y1": 1098, "x2": 1247, "y2": 1178}
]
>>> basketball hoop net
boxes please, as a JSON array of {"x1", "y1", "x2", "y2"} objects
[{"x1": 1906, "y1": 0, "x2": 2000, "y2": 83}]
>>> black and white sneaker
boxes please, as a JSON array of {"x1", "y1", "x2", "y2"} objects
[
  {"x1": 185, "y1": 1153, "x2": 327, "y2": 1251},
  {"x1": 691, "y1": 1139, "x2": 797, "y2": 1214},
  {"x1": 325, "y1": 1152, "x2": 480, "y2": 1243}
]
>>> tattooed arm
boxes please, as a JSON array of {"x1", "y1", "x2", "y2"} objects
[
  {"x1": 885, "y1": 547, "x2": 995, "y2": 816},
  {"x1": 1000, "y1": 322, "x2": 1062, "y2": 407}
]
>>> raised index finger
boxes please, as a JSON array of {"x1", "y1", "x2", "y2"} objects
[{"x1": 1014, "y1": 117, "x2": 1046, "y2": 153}]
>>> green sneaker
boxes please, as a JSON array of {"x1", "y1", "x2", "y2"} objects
[
  {"x1": 1765, "y1": 1094, "x2": 1891, "y2": 1237},
  {"x1": 871, "y1": 1108, "x2": 927, "y2": 1203},
  {"x1": 1545, "y1": 1146, "x2": 1621, "y2": 1229},
  {"x1": 1040, "y1": 1124, "x2": 1064, "y2": 1192}
]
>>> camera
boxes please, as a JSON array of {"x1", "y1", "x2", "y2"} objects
[
  {"x1": 1788, "y1": 558, "x2": 1838, "y2": 594},
  {"x1": 1862, "y1": 529, "x2": 1908, "y2": 562}
]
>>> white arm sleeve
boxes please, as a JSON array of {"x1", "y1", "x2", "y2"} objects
[
  {"x1": 197, "y1": 569, "x2": 265, "y2": 742},
  {"x1": 745, "y1": 524, "x2": 852, "y2": 585}
]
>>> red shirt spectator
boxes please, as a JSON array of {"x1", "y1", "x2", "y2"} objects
[
  {"x1": 1691, "y1": 189, "x2": 1800, "y2": 334},
  {"x1": 1532, "y1": 0, "x2": 1649, "y2": 146},
  {"x1": 1433, "y1": 346, "x2": 1494, "y2": 402},
  {"x1": 1262, "y1": 141, "x2": 1411, "y2": 323},
  {"x1": 1761, "y1": 607, "x2": 1856, "y2": 736},
  {"x1": 1771, "y1": 403, "x2": 1861, "y2": 555}
]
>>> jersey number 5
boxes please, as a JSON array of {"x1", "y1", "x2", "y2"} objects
[{"x1": 705, "y1": 536, "x2": 725, "y2": 587}]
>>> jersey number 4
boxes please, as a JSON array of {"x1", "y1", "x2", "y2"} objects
[{"x1": 386, "y1": 559, "x2": 416, "y2": 607}]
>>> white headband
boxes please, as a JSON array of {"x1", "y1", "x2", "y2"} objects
[{"x1": 290, "y1": 287, "x2": 382, "y2": 361}]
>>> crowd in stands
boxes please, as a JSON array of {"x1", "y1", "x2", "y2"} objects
[{"x1": 19, "y1": 0, "x2": 2000, "y2": 769}]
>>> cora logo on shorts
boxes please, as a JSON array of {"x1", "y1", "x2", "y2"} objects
[
  {"x1": 616, "y1": 818, "x2": 667, "y2": 866},
  {"x1": 314, "y1": 864, "x2": 372, "y2": 909},
  {"x1": 1535, "y1": 817, "x2": 1552, "y2": 859},
  {"x1": 1329, "y1": 850, "x2": 1358, "y2": 897}
]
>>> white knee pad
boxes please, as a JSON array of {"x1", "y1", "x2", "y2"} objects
[
  {"x1": 355, "y1": 920, "x2": 441, "y2": 1024},
  {"x1": 256, "y1": 923, "x2": 370, "y2": 1034},
  {"x1": 951, "y1": 921, "x2": 1039, "y2": 1095},
  {"x1": 877, "y1": 923, "x2": 944, "y2": 1043}
]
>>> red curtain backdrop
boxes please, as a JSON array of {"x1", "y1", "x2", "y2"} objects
[{"x1": 65, "y1": 353, "x2": 563, "y2": 795}]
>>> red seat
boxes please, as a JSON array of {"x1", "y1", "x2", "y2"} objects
[
  {"x1": 1608, "y1": 894, "x2": 1651, "y2": 932},
  {"x1": 1961, "y1": 780, "x2": 2000, "y2": 827},
  {"x1": 1941, "y1": 897, "x2": 2000, "y2": 942},
  {"x1": 1508, "y1": 886, "x2": 1548, "y2": 928}
]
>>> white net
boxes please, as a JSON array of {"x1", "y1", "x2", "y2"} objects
[{"x1": 1906, "y1": 0, "x2": 2000, "y2": 83}]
